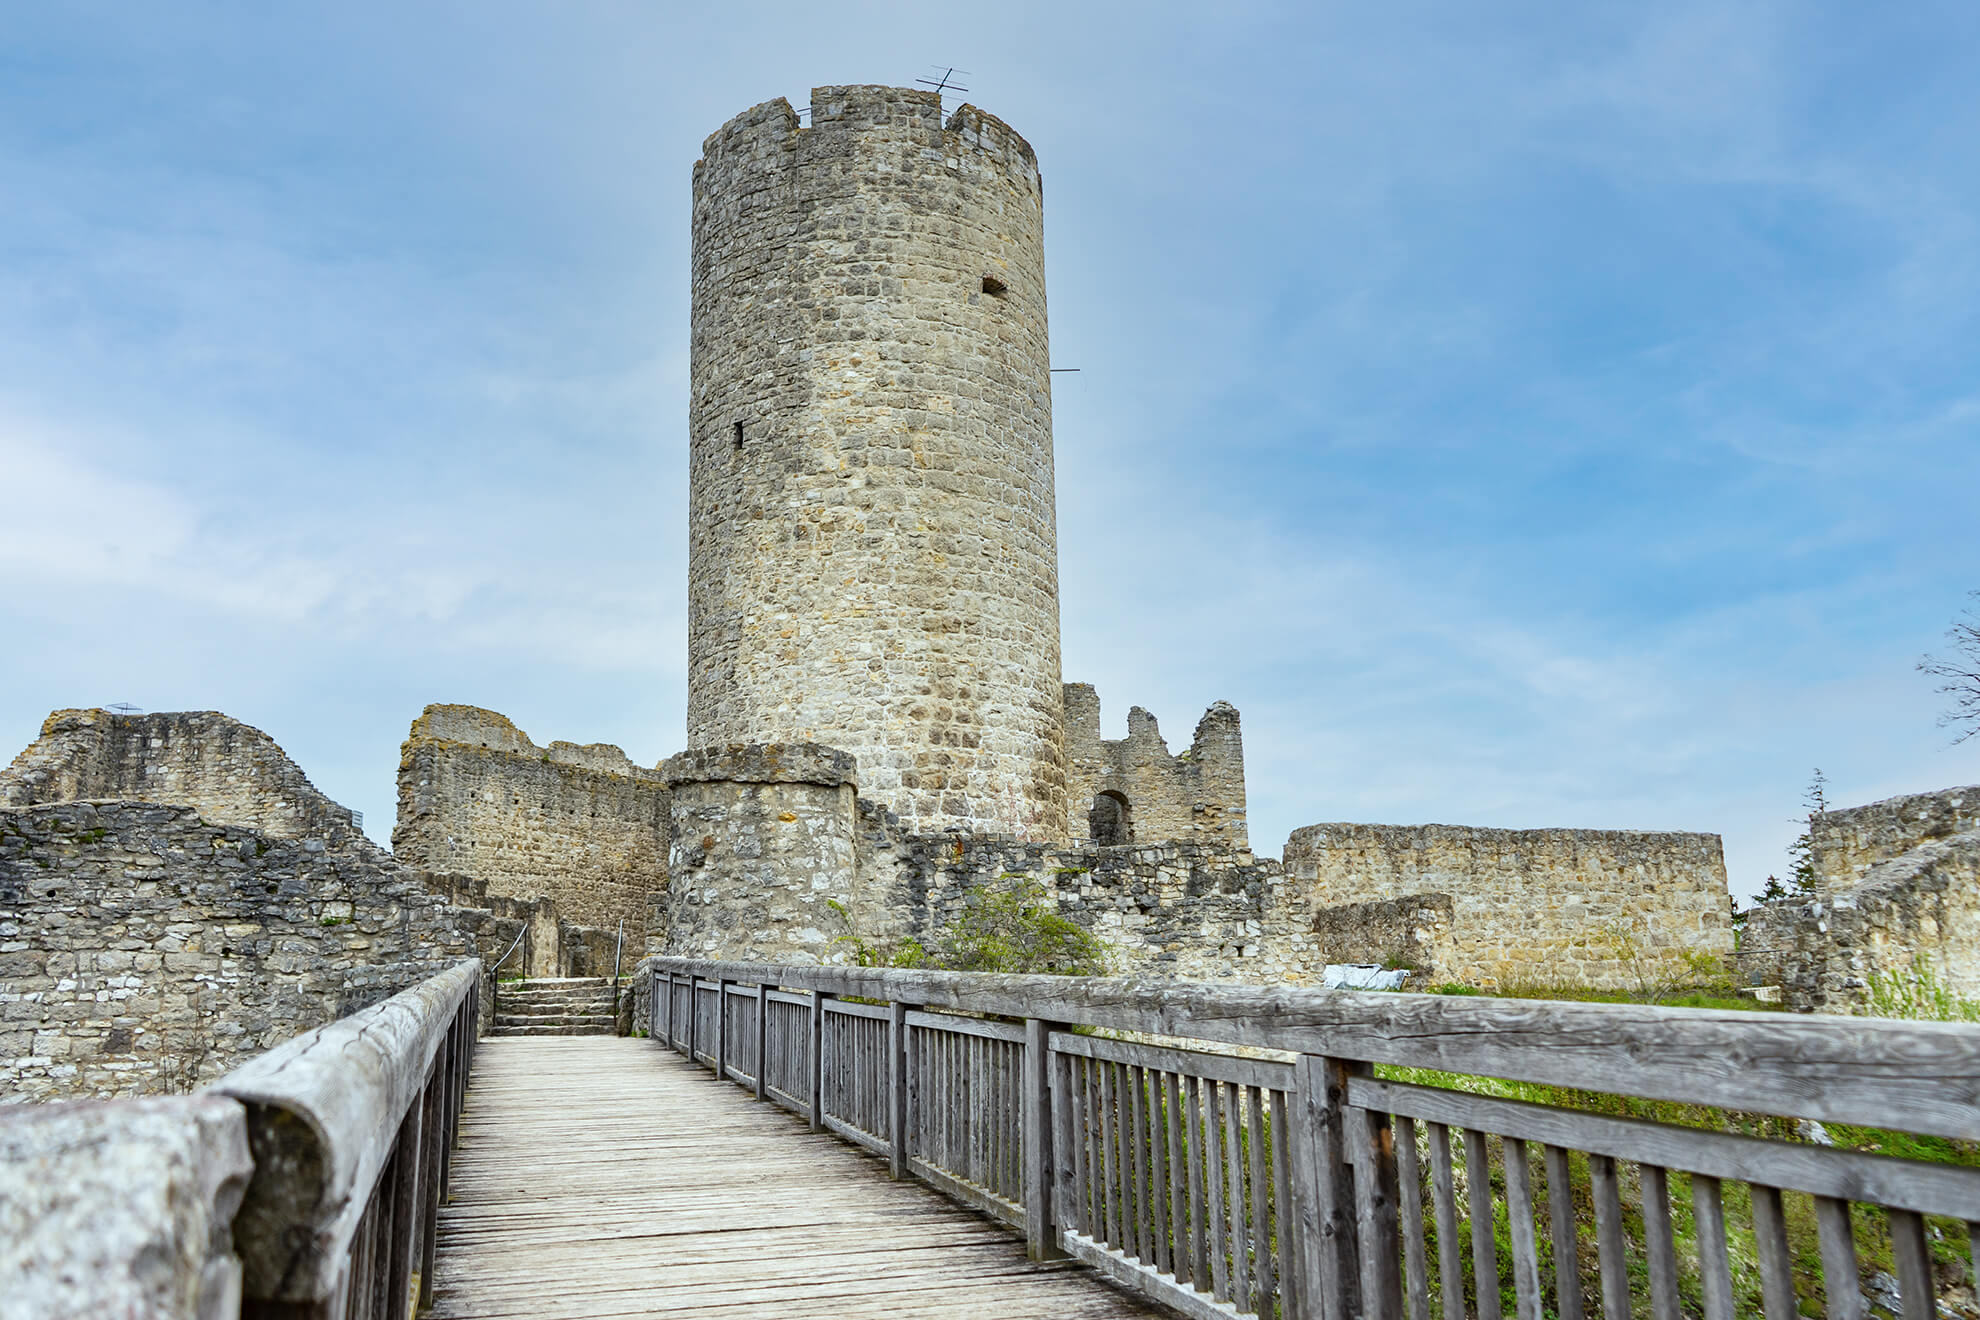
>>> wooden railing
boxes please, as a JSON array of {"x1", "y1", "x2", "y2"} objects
[
  {"x1": 648, "y1": 956, "x2": 1980, "y2": 1320},
  {"x1": 212, "y1": 959, "x2": 480, "y2": 1320}
]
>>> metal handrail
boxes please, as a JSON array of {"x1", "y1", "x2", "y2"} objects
[
  {"x1": 492, "y1": 923, "x2": 527, "y2": 978},
  {"x1": 610, "y1": 917, "x2": 625, "y2": 1015}
]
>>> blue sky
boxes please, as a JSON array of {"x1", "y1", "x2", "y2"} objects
[{"x1": 3, "y1": 2, "x2": 1975, "y2": 898}]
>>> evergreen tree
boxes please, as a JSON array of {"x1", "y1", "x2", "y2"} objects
[{"x1": 1786, "y1": 768, "x2": 1829, "y2": 894}]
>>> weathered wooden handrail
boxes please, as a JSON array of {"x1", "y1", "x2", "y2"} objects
[
  {"x1": 211, "y1": 959, "x2": 480, "y2": 1320},
  {"x1": 647, "y1": 955, "x2": 1980, "y2": 1320}
]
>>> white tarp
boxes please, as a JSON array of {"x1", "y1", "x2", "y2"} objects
[{"x1": 1323, "y1": 963, "x2": 1411, "y2": 991}]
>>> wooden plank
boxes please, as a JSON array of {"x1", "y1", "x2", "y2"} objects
[
  {"x1": 427, "y1": 1038, "x2": 1163, "y2": 1320},
  {"x1": 1248, "y1": 1084, "x2": 1273, "y2": 1317},
  {"x1": 1352, "y1": 1076, "x2": 1980, "y2": 1220},
  {"x1": 1128, "y1": 1065, "x2": 1150, "y2": 1264},
  {"x1": 1428, "y1": 1121, "x2": 1465, "y2": 1320},
  {"x1": 821, "y1": 997, "x2": 892, "y2": 1020},
  {"x1": 1102, "y1": 1058, "x2": 1122, "y2": 1249},
  {"x1": 1024, "y1": 1018, "x2": 1063, "y2": 1260},
  {"x1": 1691, "y1": 1175, "x2": 1734, "y2": 1320},
  {"x1": 809, "y1": 991, "x2": 825, "y2": 1133},
  {"x1": 1207, "y1": 1076, "x2": 1230, "y2": 1301},
  {"x1": 754, "y1": 981, "x2": 769, "y2": 1102},
  {"x1": 889, "y1": 1001, "x2": 910, "y2": 1181},
  {"x1": 1224, "y1": 1082, "x2": 1248, "y2": 1306},
  {"x1": 1463, "y1": 1127, "x2": 1503, "y2": 1320},
  {"x1": 1272, "y1": 1088, "x2": 1297, "y2": 1320},
  {"x1": 1750, "y1": 1184, "x2": 1797, "y2": 1320},
  {"x1": 1186, "y1": 1072, "x2": 1207, "y2": 1292},
  {"x1": 1054, "y1": 1050, "x2": 1082, "y2": 1239},
  {"x1": 1396, "y1": 1115, "x2": 1428, "y2": 1320},
  {"x1": 1587, "y1": 1154, "x2": 1628, "y2": 1320},
  {"x1": 1640, "y1": 1164, "x2": 1680, "y2": 1320},
  {"x1": 1061, "y1": 1231, "x2": 1245, "y2": 1320},
  {"x1": 1542, "y1": 1144, "x2": 1584, "y2": 1320},
  {"x1": 1353, "y1": 1097, "x2": 1402, "y2": 1320},
  {"x1": 1502, "y1": 1137, "x2": 1542, "y2": 1320},
  {"x1": 1813, "y1": 1196, "x2": 1863, "y2": 1320},
  {"x1": 906, "y1": 1009, "x2": 1026, "y2": 1042},
  {"x1": 1888, "y1": 1208, "x2": 1934, "y2": 1320},
  {"x1": 648, "y1": 957, "x2": 1980, "y2": 1141},
  {"x1": 1151, "y1": 1065, "x2": 1173, "y2": 1277},
  {"x1": 1049, "y1": 1031, "x2": 1296, "y2": 1093}
]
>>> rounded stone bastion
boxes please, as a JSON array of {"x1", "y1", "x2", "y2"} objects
[
  {"x1": 686, "y1": 84, "x2": 1067, "y2": 843},
  {"x1": 661, "y1": 744, "x2": 862, "y2": 962}
]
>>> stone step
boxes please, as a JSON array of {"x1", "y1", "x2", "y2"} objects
[
  {"x1": 495, "y1": 1001, "x2": 615, "y2": 1018},
  {"x1": 493, "y1": 1014, "x2": 616, "y2": 1029},
  {"x1": 488, "y1": 1023, "x2": 616, "y2": 1037}
]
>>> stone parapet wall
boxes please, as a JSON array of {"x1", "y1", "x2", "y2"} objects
[
  {"x1": 687, "y1": 86, "x2": 1067, "y2": 841},
  {"x1": 1741, "y1": 828, "x2": 1980, "y2": 1011},
  {"x1": 394, "y1": 704, "x2": 670, "y2": 941},
  {"x1": 1, "y1": 708, "x2": 359, "y2": 843},
  {"x1": 1283, "y1": 822, "x2": 1733, "y2": 989},
  {"x1": 0, "y1": 800, "x2": 491, "y2": 1103},
  {"x1": 1811, "y1": 785, "x2": 1979, "y2": 890},
  {"x1": 1063, "y1": 685, "x2": 1249, "y2": 850}
]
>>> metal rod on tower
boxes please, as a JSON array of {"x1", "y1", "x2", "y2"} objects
[{"x1": 915, "y1": 66, "x2": 971, "y2": 105}]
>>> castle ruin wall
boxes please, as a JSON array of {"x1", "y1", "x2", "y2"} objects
[
  {"x1": 1740, "y1": 829, "x2": 1980, "y2": 1012},
  {"x1": 1063, "y1": 684, "x2": 1249, "y2": 850},
  {"x1": 1, "y1": 708, "x2": 361, "y2": 843},
  {"x1": 0, "y1": 800, "x2": 487, "y2": 1104},
  {"x1": 1810, "y1": 785, "x2": 1979, "y2": 890},
  {"x1": 393, "y1": 704, "x2": 670, "y2": 942},
  {"x1": 1283, "y1": 822, "x2": 1733, "y2": 989}
]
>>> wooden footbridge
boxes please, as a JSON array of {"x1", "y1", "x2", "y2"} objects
[{"x1": 182, "y1": 957, "x2": 1980, "y2": 1320}]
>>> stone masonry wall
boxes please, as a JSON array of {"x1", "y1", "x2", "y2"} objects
[
  {"x1": 1811, "y1": 785, "x2": 1980, "y2": 890},
  {"x1": 686, "y1": 86, "x2": 1067, "y2": 842},
  {"x1": 1283, "y1": 823, "x2": 1733, "y2": 989},
  {"x1": 2, "y1": 708, "x2": 361, "y2": 843},
  {"x1": 394, "y1": 704, "x2": 670, "y2": 942},
  {"x1": 662, "y1": 744, "x2": 866, "y2": 963},
  {"x1": 1740, "y1": 829, "x2": 1980, "y2": 1011},
  {"x1": 0, "y1": 800, "x2": 492, "y2": 1104},
  {"x1": 1063, "y1": 685, "x2": 1249, "y2": 850}
]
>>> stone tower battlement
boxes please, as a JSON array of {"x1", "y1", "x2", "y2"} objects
[{"x1": 686, "y1": 86, "x2": 1066, "y2": 842}]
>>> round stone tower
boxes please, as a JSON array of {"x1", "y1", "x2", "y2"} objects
[{"x1": 687, "y1": 85, "x2": 1066, "y2": 841}]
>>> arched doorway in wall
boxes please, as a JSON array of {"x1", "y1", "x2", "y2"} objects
[{"x1": 1088, "y1": 791, "x2": 1133, "y2": 847}]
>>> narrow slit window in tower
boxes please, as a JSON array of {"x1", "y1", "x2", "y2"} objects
[
  {"x1": 981, "y1": 274, "x2": 1006, "y2": 298},
  {"x1": 733, "y1": 420, "x2": 745, "y2": 449}
]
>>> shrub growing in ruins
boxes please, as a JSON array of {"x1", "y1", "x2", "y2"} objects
[{"x1": 829, "y1": 878, "x2": 1111, "y2": 976}]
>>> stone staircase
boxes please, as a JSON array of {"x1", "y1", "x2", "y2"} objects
[{"x1": 491, "y1": 977, "x2": 619, "y2": 1037}]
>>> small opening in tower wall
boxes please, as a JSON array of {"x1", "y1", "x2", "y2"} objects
[
  {"x1": 1089, "y1": 791, "x2": 1133, "y2": 847},
  {"x1": 733, "y1": 420, "x2": 744, "y2": 449},
  {"x1": 980, "y1": 274, "x2": 1007, "y2": 298}
]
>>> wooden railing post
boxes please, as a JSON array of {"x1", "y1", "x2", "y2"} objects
[
  {"x1": 684, "y1": 974, "x2": 697, "y2": 1061},
  {"x1": 716, "y1": 977, "x2": 731, "y2": 1082},
  {"x1": 1292, "y1": 1053, "x2": 1361, "y2": 1320},
  {"x1": 808, "y1": 990, "x2": 826, "y2": 1132},
  {"x1": 754, "y1": 981, "x2": 770, "y2": 1101},
  {"x1": 1022, "y1": 1017, "x2": 1069, "y2": 1260},
  {"x1": 888, "y1": 999, "x2": 910, "y2": 1180},
  {"x1": 1349, "y1": 1073, "x2": 1402, "y2": 1320}
]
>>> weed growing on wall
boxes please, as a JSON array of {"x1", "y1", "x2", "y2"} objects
[{"x1": 830, "y1": 876, "x2": 1111, "y2": 976}]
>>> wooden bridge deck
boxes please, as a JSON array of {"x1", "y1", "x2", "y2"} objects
[{"x1": 426, "y1": 1036, "x2": 1163, "y2": 1319}]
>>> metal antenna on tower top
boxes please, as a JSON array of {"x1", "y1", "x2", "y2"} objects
[{"x1": 916, "y1": 66, "x2": 971, "y2": 105}]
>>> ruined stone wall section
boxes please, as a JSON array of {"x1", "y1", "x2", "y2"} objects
[
  {"x1": 1811, "y1": 785, "x2": 1979, "y2": 890},
  {"x1": 0, "y1": 801, "x2": 491, "y2": 1104},
  {"x1": 1740, "y1": 829, "x2": 1980, "y2": 1011},
  {"x1": 1283, "y1": 823, "x2": 1733, "y2": 989},
  {"x1": 1062, "y1": 684, "x2": 1249, "y2": 850},
  {"x1": 0, "y1": 709, "x2": 359, "y2": 843},
  {"x1": 393, "y1": 705, "x2": 669, "y2": 938},
  {"x1": 687, "y1": 86, "x2": 1066, "y2": 842}
]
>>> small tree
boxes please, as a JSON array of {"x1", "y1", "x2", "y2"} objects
[
  {"x1": 1786, "y1": 768, "x2": 1829, "y2": 894},
  {"x1": 1919, "y1": 591, "x2": 1980, "y2": 743}
]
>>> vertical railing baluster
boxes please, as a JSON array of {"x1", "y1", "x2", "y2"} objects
[
  {"x1": 1640, "y1": 1164, "x2": 1680, "y2": 1320},
  {"x1": 1024, "y1": 1018, "x2": 1065, "y2": 1260},
  {"x1": 1814, "y1": 1196, "x2": 1863, "y2": 1320},
  {"x1": 1690, "y1": 1174, "x2": 1733, "y2": 1320},
  {"x1": 888, "y1": 999, "x2": 910, "y2": 1180},
  {"x1": 754, "y1": 982, "x2": 769, "y2": 1100}
]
